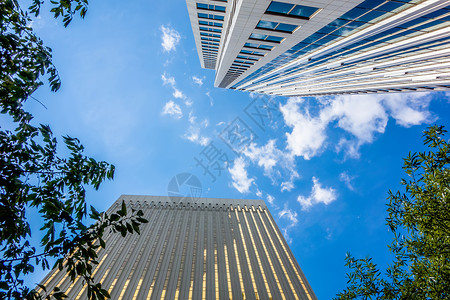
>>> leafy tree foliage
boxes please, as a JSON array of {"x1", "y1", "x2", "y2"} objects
[
  {"x1": 335, "y1": 125, "x2": 450, "y2": 299},
  {"x1": 1, "y1": 0, "x2": 147, "y2": 299}
]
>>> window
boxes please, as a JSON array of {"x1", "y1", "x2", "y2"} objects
[
  {"x1": 376, "y1": 1, "x2": 408, "y2": 12},
  {"x1": 199, "y1": 26, "x2": 221, "y2": 33},
  {"x1": 201, "y1": 37, "x2": 220, "y2": 42},
  {"x1": 200, "y1": 32, "x2": 221, "y2": 38},
  {"x1": 230, "y1": 66, "x2": 247, "y2": 70},
  {"x1": 196, "y1": 3, "x2": 226, "y2": 12},
  {"x1": 249, "y1": 33, "x2": 284, "y2": 43},
  {"x1": 234, "y1": 59, "x2": 254, "y2": 65},
  {"x1": 244, "y1": 42, "x2": 273, "y2": 50},
  {"x1": 198, "y1": 13, "x2": 224, "y2": 21},
  {"x1": 201, "y1": 40, "x2": 219, "y2": 46},
  {"x1": 199, "y1": 20, "x2": 223, "y2": 27},
  {"x1": 266, "y1": 1, "x2": 320, "y2": 19},
  {"x1": 237, "y1": 55, "x2": 259, "y2": 61},
  {"x1": 256, "y1": 20, "x2": 298, "y2": 33},
  {"x1": 202, "y1": 45, "x2": 219, "y2": 49},
  {"x1": 356, "y1": 0, "x2": 385, "y2": 10},
  {"x1": 232, "y1": 63, "x2": 250, "y2": 68},
  {"x1": 240, "y1": 49, "x2": 266, "y2": 56}
]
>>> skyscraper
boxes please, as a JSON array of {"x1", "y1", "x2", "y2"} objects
[
  {"x1": 38, "y1": 195, "x2": 316, "y2": 299},
  {"x1": 186, "y1": 0, "x2": 450, "y2": 96}
]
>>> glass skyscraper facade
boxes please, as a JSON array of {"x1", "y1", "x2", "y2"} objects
[
  {"x1": 38, "y1": 195, "x2": 316, "y2": 299},
  {"x1": 186, "y1": 0, "x2": 450, "y2": 96}
]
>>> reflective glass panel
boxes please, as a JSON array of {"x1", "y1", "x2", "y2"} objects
[
  {"x1": 276, "y1": 23, "x2": 298, "y2": 32},
  {"x1": 266, "y1": 1, "x2": 294, "y2": 14},
  {"x1": 257, "y1": 20, "x2": 278, "y2": 30},
  {"x1": 250, "y1": 33, "x2": 268, "y2": 40},
  {"x1": 290, "y1": 5, "x2": 319, "y2": 18}
]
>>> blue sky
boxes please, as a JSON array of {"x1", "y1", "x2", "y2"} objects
[{"x1": 22, "y1": 0, "x2": 450, "y2": 298}]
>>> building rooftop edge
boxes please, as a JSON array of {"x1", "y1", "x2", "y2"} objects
[{"x1": 118, "y1": 194, "x2": 267, "y2": 207}]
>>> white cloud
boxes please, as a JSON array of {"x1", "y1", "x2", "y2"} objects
[
  {"x1": 228, "y1": 157, "x2": 254, "y2": 193},
  {"x1": 297, "y1": 177, "x2": 337, "y2": 211},
  {"x1": 280, "y1": 93, "x2": 434, "y2": 159},
  {"x1": 383, "y1": 93, "x2": 433, "y2": 127},
  {"x1": 280, "y1": 97, "x2": 327, "y2": 160},
  {"x1": 173, "y1": 88, "x2": 185, "y2": 99},
  {"x1": 161, "y1": 101, "x2": 182, "y2": 119},
  {"x1": 267, "y1": 194, "x2": 275, "y2": 205},
  {"x1": 192, "y1": 76, "x2": 204, "y2": 86},
  {"x1": 281, "y1": 171, "x2": 300, "y2": 192},
  {"x1": 279, "y1": 208, "x2": 298, "y2": 226},
  {"x1": 278, "y1": 206, "x2": 298, "y2": 244},
  {"x1": 161, "y1": 73, "x2": 175, "y2": 87},
  {"x1": 184, "y1": 128, "x2": 209, "y2": 146},
  {"x1": 184, "y1": 111, "x2": 209, "y2": 145},
  {"x1": 162, "y1": 72, "x2": 188, "y2": 103},
  {"x1": 256, "y1": 189, "x2": 263, "y2": 198},
  {"x1": 206, "y1": 91, "x2": 214, "y2": 107},
  {"x1": 244, "y1": 140, "x2": 280, "y2": 175},
  {"x1": 243, "y1": 139, "x2": 299, "y2": 192},
  {"x1": 160, "y1": 25, "x2": 181, "y2": 52},
  {"x1": 323, "y1": 95, "x2": 388, "y2": 143},
  {"x1": 188, "y1": 112, "x2": 196, "y2": 124},
  {"x1": 339, "y1": 171, "x2": 355, "y2": 191}
]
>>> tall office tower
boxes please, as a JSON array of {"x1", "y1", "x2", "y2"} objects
[
  {"x1": 38, "y1": 195, "x2": 316, "y2": 299},
  {"x1": 186, "y1": 0, "x2": 450, "y2": 96}
]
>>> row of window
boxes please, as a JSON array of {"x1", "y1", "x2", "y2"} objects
[
  {"x1": 266, "y1": 1, "x2": 320, "y2": 19},
  {"x1": 256, "y1": 20, "x2": 298, "y2": 33},
  {"x1": 196, "y1": 3, "x2": 226, "y2": 12},
  {"x1": 231, "y1": 0, "x2": 428, "y2": 89},
  {"x1": 249, "y1": 3, "x2": 450, "y2": 89},
  {"x1": 288, "y1": 85, "x2": 449, "y2": 97},
  {"x1": 224, "y1": 0, "x2": 320, "y2": 84},
  {"x1": 196, "y1": 2, "x2": 227, "y2": 66},
  {"x1": 198, "y1": 12, "x2": 224, "y2": 21}
]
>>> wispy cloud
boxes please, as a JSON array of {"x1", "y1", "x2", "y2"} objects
[
  {"x1": 206, "y1": 91, "x2": 214, "y2": 107},
  {"x1": 256, "y1": 189, "x2": 263, "y2": 198},
  {"x1": 161, "y1": 73, "x2": 176, "y2": 87},
  {"x1": 228, "y1": 157, "x2": 254, "y2": 193},
  {"x1": 192, "y1": 76, "x2": 204, "y2": 86},
  {"x1": 297, "y1": 177, "x2": 337, "y2": 211},
  {"x1": 161, "y1": 101, "x2": 182, "y2": 119},
  {"x1": 243, "y1": 139, "x2": 299, "y2": 192},
  {"x1": 244, "y1": 140, "x2": 280, "y2": 175},
  {"x1": 160, "y1": 25, "x2": 181, "y2": 52},
  {"x1": 279, "y1": 207, "x2": 298, "y2": 226},
  {"x1": 184, "y1": 128, "x2": 209, "y2": 146},
  {"x1": 281, "y1": 172, "x2": 300, "y2": 192},
  {"x1": 267, "y1": 194, "x2": 275, "y2": 205},
  {"x1": 278, "y1": 205, "x2": 298, "y2": 244},
  {"x1": 162, "y1": 72, "x2": 188, "y2": 102},
  {"x1": 183, "y1": 111, "x2": 209, "y2": 145},
  {"x1": 339, "y1": 171, "x2": 356, "y2": 191},
  {"x1": 173, "y1": 88, "x2": 185, "y2": 99}
]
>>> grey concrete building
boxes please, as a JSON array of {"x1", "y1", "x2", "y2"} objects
[{"x1": 38, "y1": 195, "x2": 316, "y2": 299}]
